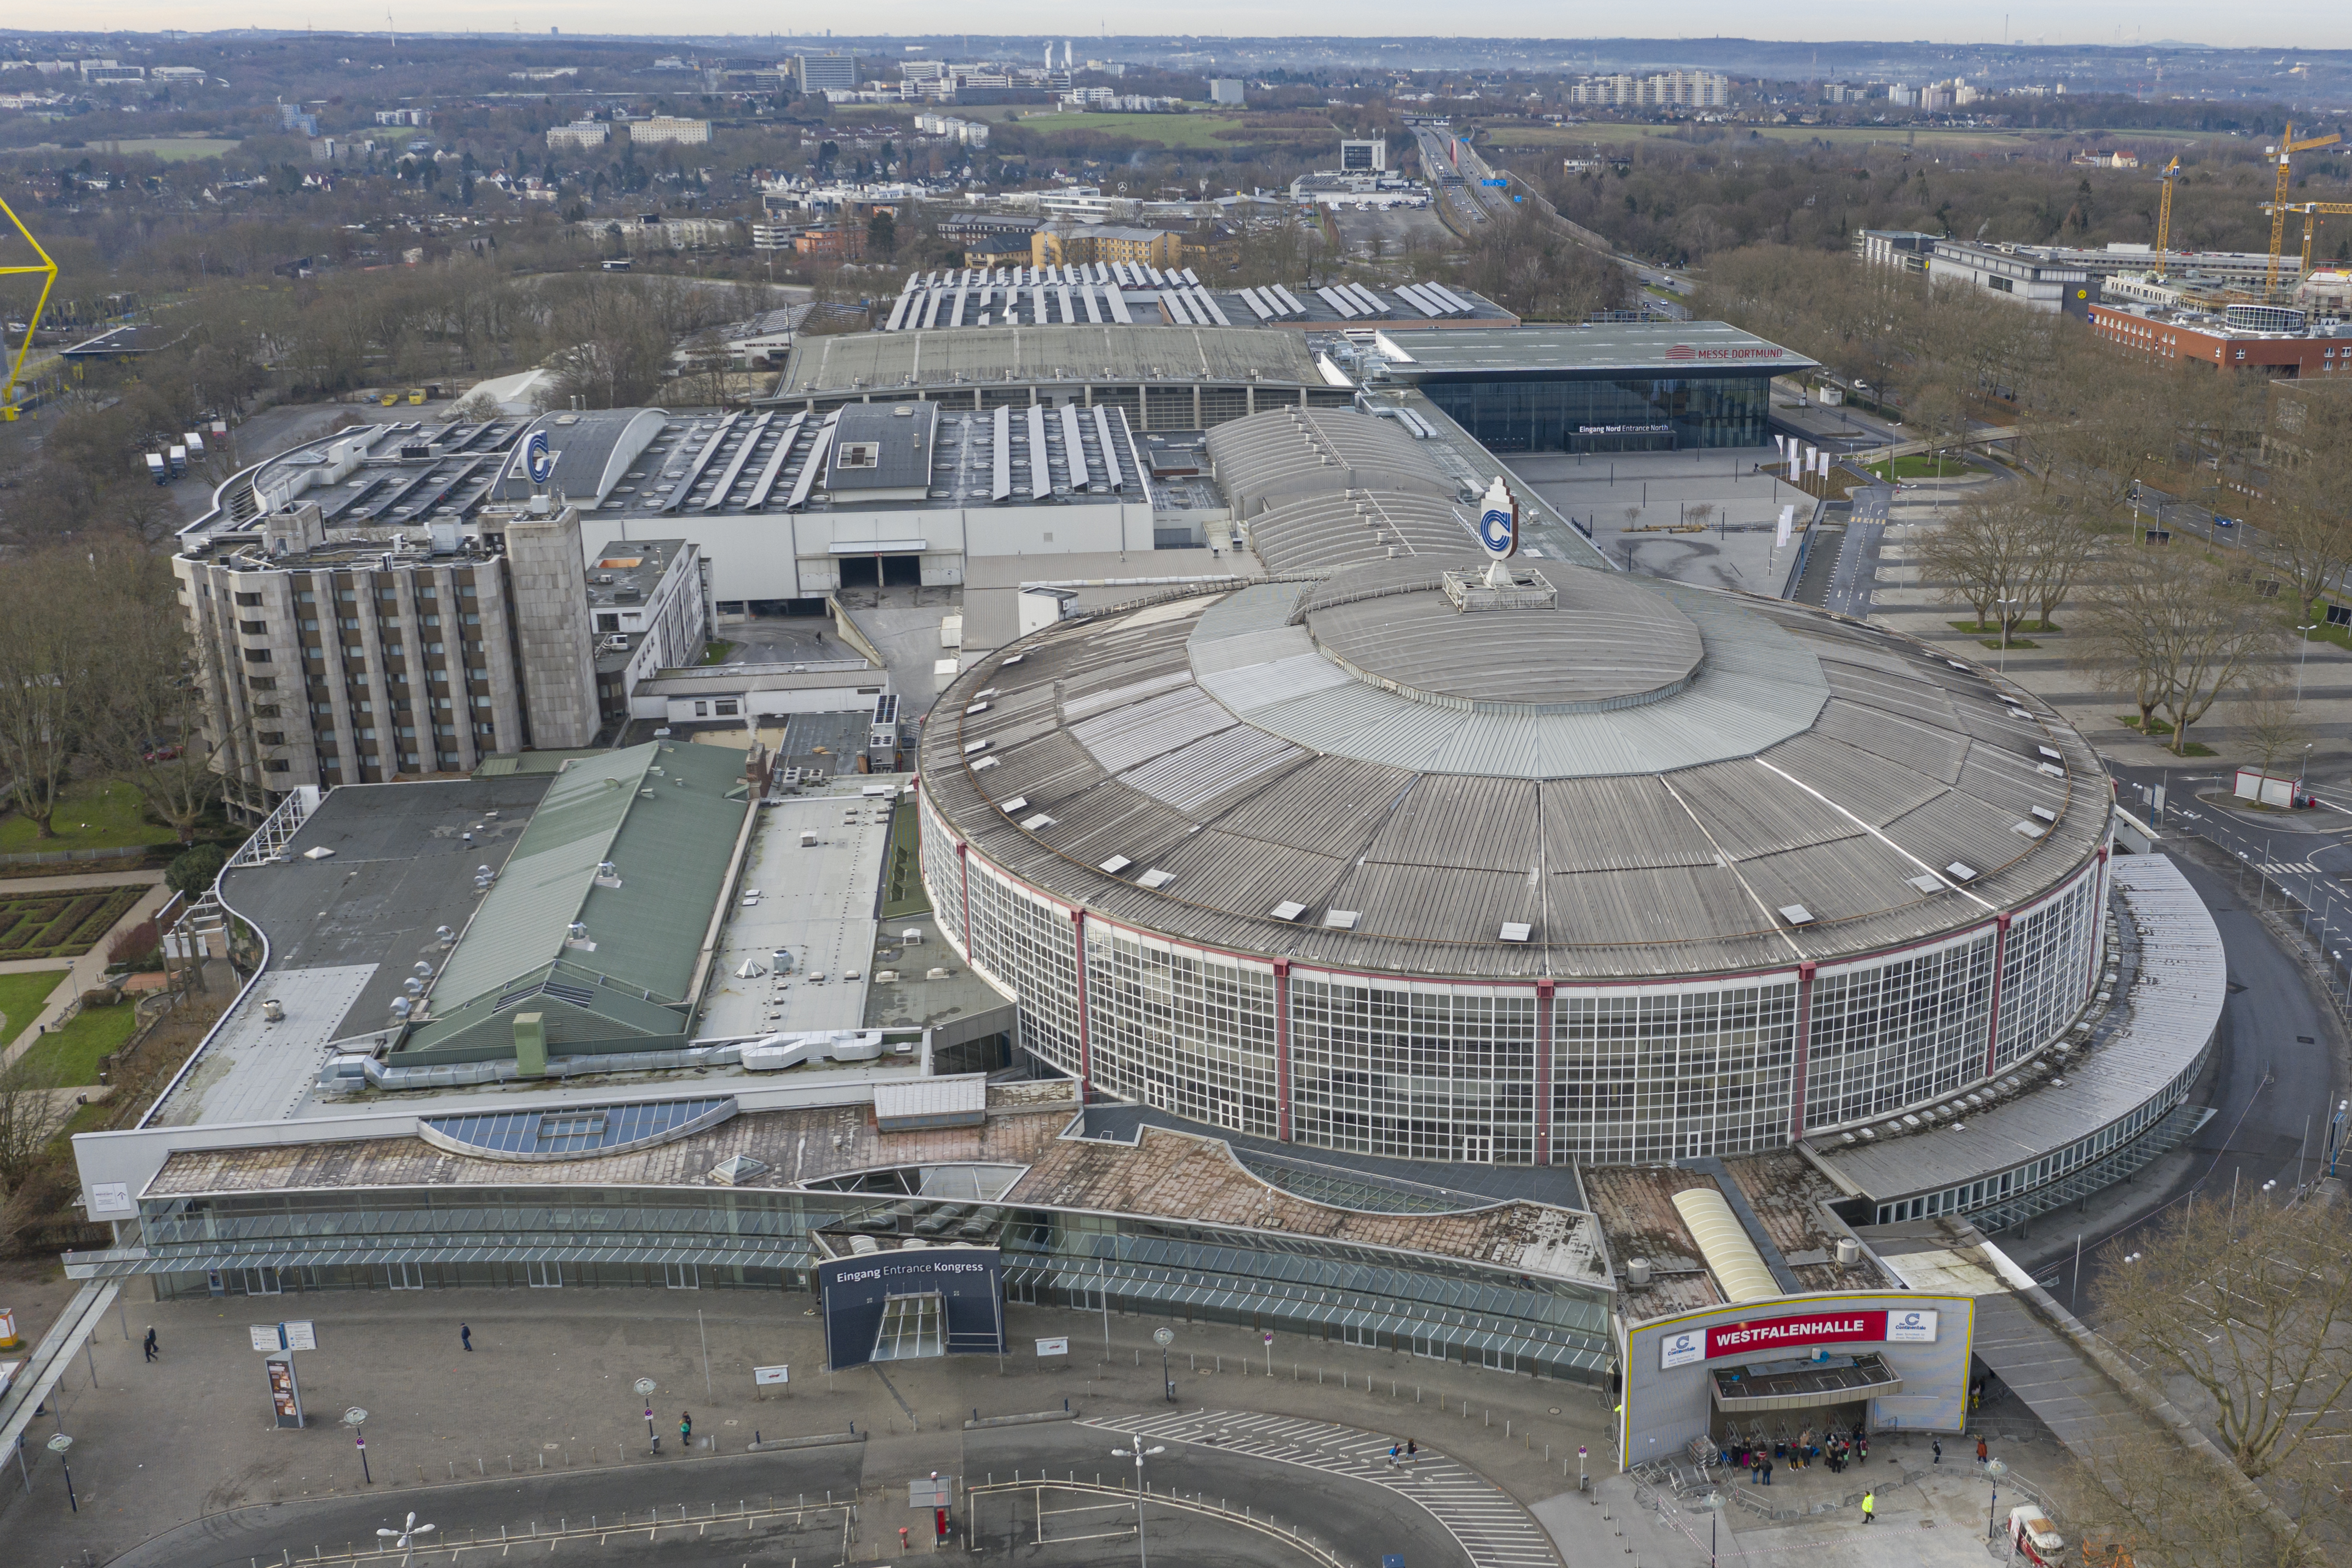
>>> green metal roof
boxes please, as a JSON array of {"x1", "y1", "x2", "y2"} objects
[{"x1": 403, "y1": 742, "x2": 752, "y2": 1058}]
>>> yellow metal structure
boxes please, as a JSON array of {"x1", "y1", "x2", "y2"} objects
[
  {"x1": 2266, "y1": 124, "x2": 2343, "y2": 296},
  {"x1": 2154, "y1": 157, "x2": 2181, "y2": 278},
  {"x1": 2272, "y1": 202, "x2": 2352, "y2": 279},
  {"x1": 0, "y1": 193, "x2": 59, "y2": 420}
]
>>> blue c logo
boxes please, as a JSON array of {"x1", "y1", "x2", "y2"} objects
[
  {"x1": 525, "y1": 430, "x2": 554, "y2": 486},
  {"x1": 1479, "y1": 506, "x2": 1512, "y2": 555}
]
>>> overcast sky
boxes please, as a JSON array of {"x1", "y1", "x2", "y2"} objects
[{"x1": 70, "y1": 9, "x2": 2342, "y2": 51}]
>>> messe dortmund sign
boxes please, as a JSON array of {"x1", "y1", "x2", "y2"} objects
[{"x1": 1659, "y1": 1307, "x2": 1939, "y2": 1369}]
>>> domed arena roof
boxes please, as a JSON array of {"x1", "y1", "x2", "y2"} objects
[{"x1": 921, "y1": 553, "x2": 2107, "y2": 983}]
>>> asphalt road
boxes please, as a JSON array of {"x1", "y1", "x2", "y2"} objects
[
  {"x1": 105, "y1": 1445, "x2": 866, "y2": 1568},
  {"x1": 97, "y1": 1421, "x2": 1467, "y2": 1568},
  {"x1": 2004, "y1": 765, "x2": 2350, "y2": 1314}
]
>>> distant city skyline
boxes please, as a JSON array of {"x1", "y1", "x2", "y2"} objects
[{"x1": 41, "y1": 12, "x2": 2349, "y2": 54}]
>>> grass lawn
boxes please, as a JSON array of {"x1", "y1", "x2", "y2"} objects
[
  {"x1": 1489, "y1": 122, "x2": 2223, "y2": 156},
  {"x1": 0, "y1": 777, "x2": 180, "y2": 855},
  {"x1": 1949, "y1": 619, "x2": 2058, "y2": 636},
  {"x1": 1868, "y1": 455, "x2": 1967, "y2": 482},
  {"x1": 879, "y1": 800, "x2": 932, "y2": 921},
  {"x1": 0, "y1": 969, "x2": 69, "y2": 1050},
  {"x1": 699, "y1": 640, "x2": 739, "y2": 665},
  {"x1": 1006, "y1": 111, "x2": 1251, "y2": 148},
  {"x1": 16, "y1": 1000, "x2": 140, "y2": 1085},
  {"x1": 2115, "y1": 715, "x2": 2218, "y2": 756}
]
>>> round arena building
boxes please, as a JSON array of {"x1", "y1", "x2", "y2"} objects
[{"x1": 918, "y1": 507, "x2": 2108, "y2": 1173}]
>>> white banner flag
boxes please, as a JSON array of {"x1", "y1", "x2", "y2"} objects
[
  {"x1": 1773, "y1": 434, "x2": 1787, "y2": 456},
  {"x1": 1776, "y1": 505, "x2": 1794, "y2": 547},
  {"x1": 1789, "y1": 453, "x2": 1801, "y2": 483}
]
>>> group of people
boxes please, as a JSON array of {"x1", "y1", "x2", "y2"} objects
[
  {"x1": 1384, "y1": 1439, "x2": 1420, "y2": 1467},
  {"x1": 1729, "y1": 1421, "x2": 1872, "y2": 1483}
]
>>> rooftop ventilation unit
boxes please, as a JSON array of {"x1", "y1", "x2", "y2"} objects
[
  {"x1": 1322, "y1": 909, "x2": 1359, "y2": 930},
  {"x1": 1137, "y1": 869, "x2": 1175, "y2": 890},
  {"x1": 1269, "y1": 900, "x2": 1307, "y2": 922},
  {"x1": 1777, "y1": 904, "x2": 1816, "y2": 926},
  {"x1": 1498, "y1": 921, "x2": 1533, "y2": 943},
  {"x1": 1946, "y1": 861, "x2": 1980, "y2": 882}
]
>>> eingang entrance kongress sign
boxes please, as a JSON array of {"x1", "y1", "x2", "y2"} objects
[{"x1": 1660, "y1": 1307, "x2": 1940, "y2": 1369}]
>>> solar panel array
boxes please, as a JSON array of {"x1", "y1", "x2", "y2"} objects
[{"x1": 884, "y1": 270, "x2": 1490, "y2": 333}]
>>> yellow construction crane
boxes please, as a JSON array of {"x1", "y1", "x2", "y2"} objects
[
  {"x1": 2155, "y1": 156, "x2": 2182, "y2": 278},
  {"x1": 0, "y1": 192, "x2": 59, "y2": 421},
  {"x1": 2269, "y1": 201, "x2": 2352, "y2": 280},
  {"x1": 2266, "y1": 123, "x2": 2343, "y2": 297}
]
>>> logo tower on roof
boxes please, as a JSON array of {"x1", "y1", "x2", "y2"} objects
[{"x1": 1477, "y1": 475, "x2": 1517, "y2": 587}]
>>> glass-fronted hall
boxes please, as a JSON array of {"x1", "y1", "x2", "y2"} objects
[{"x1": 1416, "y1": 372, "x2": 1774, "y2": 453}]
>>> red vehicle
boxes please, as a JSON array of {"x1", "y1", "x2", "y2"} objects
[{"x1": 2010, "y1": 1506, "x2": 2069, "y2": 1566}]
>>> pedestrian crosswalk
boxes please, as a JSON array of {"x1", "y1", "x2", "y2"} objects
[
  {"x1": 2261, "y1": 861, "x2": 2322, "y2": 876},
  {"x1": 1082, "y1": 1409, "x2": 1560, "y2": 1568}
]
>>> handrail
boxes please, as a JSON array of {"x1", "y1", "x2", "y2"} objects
[{"x1": 965, "y1": 1478, "x2": 1347, "y2": 1567}]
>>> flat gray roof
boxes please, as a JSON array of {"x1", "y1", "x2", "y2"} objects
[
  {"x1": 1808, "y1": 853, "x2": 2221, "y2": 1201},
  {"x1": 776, "y1": 324, "x2": 1324, "y2": 399},
  {"x1": 1374, "y1": 320, "x2": 1819, "y2": 378}
]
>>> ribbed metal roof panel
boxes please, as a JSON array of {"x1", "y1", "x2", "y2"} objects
[
  {"x1": 1205, "y1": 755, "x2": 1416, "y2": 854},
  {"x1": 1327, "y1": 861, "x2": 1541, "y2": 944},
  {"x1": 1539, "y1": 777, "x2": 1719, "y2": 871},
  {"x1": 1070, "y1": 685, "x2": 1233, "y2": 774},
  {"x1": 1362, "y1": 776, "x2": 1542, "y2": 871},
  {"x1": 1758, "y1": 732, "x2": 1949, "y2": 828},
  {"x1": 1116, "y1": 725, "x2": 1307, "y2": 814},
  {"x1": 1811, "y1": 699, "x2": 1970, "y2": 783},
  {"x1": 1196, "y1": 651, "x2": 1354, "y2": 715},
  {"x1": 1880, "y1": 790, "x2": 2037, "y2": 880},
  {"x1": 1668, "y1": 759, "x2": 1866, "y2": 860}
]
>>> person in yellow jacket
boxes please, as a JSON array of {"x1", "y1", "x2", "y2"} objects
[{"x1": 1861, "y1": 1490, "x2": 1877, "y2": 1524}]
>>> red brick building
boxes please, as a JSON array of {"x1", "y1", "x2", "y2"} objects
[{"x1": 2088, "y1": 302, "x2": 2348, "y2": 378}]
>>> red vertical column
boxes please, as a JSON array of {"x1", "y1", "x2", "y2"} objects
[
  {"x1": 1984, "y1": 913, "x2": 2013, "y2": 1080},
  {"x1": 1535, "y1": 979, "x2": 1555, "y2": 1167},
  {"x1": 1788, "y1": 961, "x2": 1817, "y2": 1146},
  {"x1": 1070, "y1": 909, "x2": 1091, "y2": 1099},
  {"x1": 1273, "y1": 960, "x2": 1293, "y2": 1142},
  {"x1": 2087, "y1": 848, "x2": 2110, "y2": 995}
]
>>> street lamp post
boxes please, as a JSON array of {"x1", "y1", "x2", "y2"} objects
[
  {"x1": 1986, "y1": 1456, "x2": 2007, "y2": 1543},
  {"x1": 634, "y1": 1377, "x2": 658, "y2": 1451},
  {"x1": 343, "y1": 1406, "x2": 371, "y2": 1485},
  {"x1": 45, "y1": 1433, "x2": 74, "y2": 1513},
  {"x1": 1110, "y1": 1444, "x2": 1166, "y2": 1568},
  {"x1": 1154, "y1": 1326, "x2": 1175, "y2": 1403}
]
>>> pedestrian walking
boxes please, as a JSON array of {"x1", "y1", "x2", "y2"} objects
[
  {"x1": 1862, "y1": 1490, "x2": 1875, "y2": 1524},
  {"x1": 1976, "y1": 1435, "x2": 1988, "y2": 1467},
  {"x1": 142, "y1": 1326, "x2": 158, "y2": 1363},
  {"x1": 1406, "y1": 1439, "x2": 1416, "y2": 1460},
  {"x1": 1932, "y1": 1437, "x2": 1942, "y2": 1465},
  {"x1": 681, "y1": 1411, "x2": 693, "y2": 1445},
  {"x1": 1387, "y1": 1443, "x2": 1400, "y2": 1467},
  {"x1": 460, "y1": 1323, "x2": 472, "y2": 1352},
  {"x1": 1749, "y1": 1451, "x2": 1761, "y2": 1484},
  {"x1": 1762, "y1": 1458, "x2": 1772, "y2": 1488}
]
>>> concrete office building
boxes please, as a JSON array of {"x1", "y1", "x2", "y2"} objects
[
  {"x1": 1338, "y1": 139, "x2": 1386, "y2": 173},
  {"x1": 1208, "y1": 78, "x2": 1246, "y2": 105},
  {"x1": 1926, "y1": 242, "x2": 2098, "y2": 316},
  {"x1": 622, "y1": 116, "x2": 711, "y2": 146},
  {"x1": 795, "y1": 53, "x2": 858, "y2": 94},
  {"x1": 175, "y1": 490, "x2": 596, "y2": 814}
]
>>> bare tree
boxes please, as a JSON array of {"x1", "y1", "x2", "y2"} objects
[
  {"x1": 1920, "y1": 493, "x2": 2037, "y2": 631},
  {"x1": 2075, "y1": 544, "x2": 2278, "y2": 751},
  {"x1": 2021, "y1": 496, "x2": 2102, "y2": 632},
  {"x1": 84, "y1": 543, "x2": 227, "y2": 843},
  {"x1": 2091, "y1": 1190, "x2": 2352, "y2": 1483},
  {"x1": 2235, "y1": 687, "x2": 2312, "y2": 779},
  {"x1": 0, "y1": 547, "x2": 98, "y2": 838},
  {"x1": 2261, "y1": 456, "x2": 2352, "y2": 625},
  {"x1": 0, "y1": 1053, "x2": 70, "y2": 1199}
]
